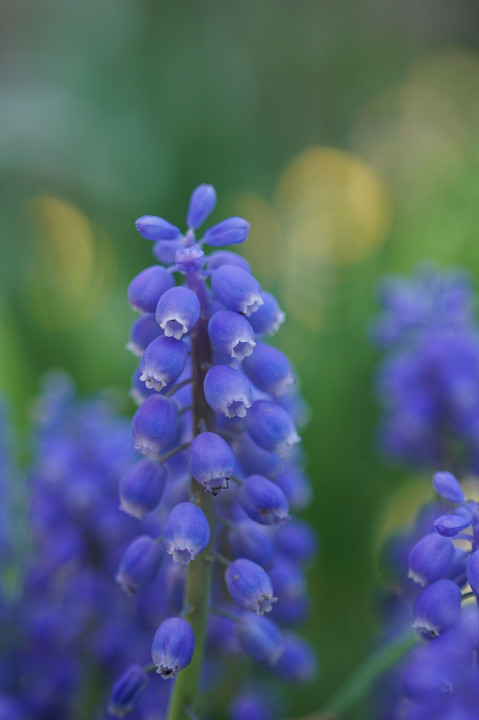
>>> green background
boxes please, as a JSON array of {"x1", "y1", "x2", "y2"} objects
[{"x1": 2, "y1": 1, "x2": 479, "y2": 716}]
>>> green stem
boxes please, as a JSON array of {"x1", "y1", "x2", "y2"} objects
[
  {"x1": 167, "y1": 276, "x2": 217, "y2": 720},
  {"x1": 321, "y1": 628, "x2": 417, "y2": 717}
]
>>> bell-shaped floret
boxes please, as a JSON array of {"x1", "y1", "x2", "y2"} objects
[
  {"x1": 275, "y1": 466, "x2": 312, "y2": 509},
  {"x1": 131, "y1": 395, "x2": 179, "y2": 459},
  {"x1": 135, "y1": 215, "x2": 181, "y2": 241},
  {"x1": 225, "y1": 558, "x2": 277, "y2": 615},
  {"x1": 275, "y1": 520, "x2": 318, "y2": 563},
  {"x1": 413, "y1": 579, "x2": 462, "y2": 636},
  {"x1": 139, "y1": 336, "x2": 188, "y2": 391},
  {"x1": 151, "y1": 617, "x2": 194, "y2": 679},
  {"x1": 230, "y1": 692, "x2": 274, "y2": 720},
  {"x1": 119, "y1": 459, "x2": 167, "y2": 519},
  {"x1": 204, "y1": 365, "x2": 252, "y2": 419},
  {"x1": 236, "y1": 613, "x2": 283, "y2": 665},
  {"x1": 189, "y1": 432, "x2": 235, "y2": 495},
  {"x1": 248, "y1": 291, "x2": 285, "y2": 336},
  {"x1": 466, "y1": 550, "x2": 479, "y2": 596},
  {"x1": 153, "y1": 239, "x2": 183, "y2": 265},
  {"x1": 127, "y1": 314, "x2": 162, "y2": 357},
  {"x1": 162, "y1": 502, "x2": 210, "y2": 565},
  {"x1": 206, "y1": 250, "x2": 252, "y2": 273},
  {"x1": 408, "y1": 533, "x2": 455, "y2": 586},
  {"x1": 238, "y1": 475, "x2": 290, "y2": 526},
  {"x1": 243, "y1": 342, "x2": 294, "y2": 396},
  {"x1": 116, "y1": 535, "x2": 162, "y2": 595},
  {"x1": 245, "y1": 401, "x2": 300, "y2": 457},
  {"x1": 128, "y1": 266, "x2": 174, "y2": 313},
  {"x1": 186, "y1": 184, "x2": 216, "y2": 229},
  {"x1": 273, "y1": 633, "x2": 318, "y2": 682},
  {"x1": 108, "y1": 665, "x2": 149, "y2": 718},
  {"x1": 155, "y1": 286, "x2": 201, "y2": 340},
  {"x1": 208, "y1": 310, "x2": 256, "y2": 361},
  {"x1": 212, "y1": 265, "x2": 263, "y2": 316},
  {"x1": 204, "y1": 217, "x2": 250, "y2": 246},
  {"x1": 229, "y1": 521, "x2": 276, "y2": 568}
]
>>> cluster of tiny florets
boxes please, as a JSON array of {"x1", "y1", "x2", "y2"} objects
[
  {"x1": 111, "y1": 185, "x2": 318, "y2": 717},
  {"x1": 372, "y1": 264, "x2": 479, "y2": 471}
]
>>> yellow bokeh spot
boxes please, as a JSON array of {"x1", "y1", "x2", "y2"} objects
[
  {"x1": 373, "y1": 475, "x2": 433, "y2": 557},
  {"x1": 227, "y1": 191, "x2": 283, "y2": 284},
  {"x1": 275, "y1": 146, "x2": 392, "y2": 266},
  {"x1": 274, "y1": 146, "x2": 391, "y2": 331},
  {"x1": 23, "y1": 196, "x2": 116, "y2": 331}
]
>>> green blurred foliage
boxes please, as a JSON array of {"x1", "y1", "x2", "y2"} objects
[{"x1": 2, "y1": 0, "x2": 479, "y2": 716}]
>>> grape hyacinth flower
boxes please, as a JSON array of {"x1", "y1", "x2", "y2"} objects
[
  {"x1": 376, "y1": 471, "x2": 479, "y2": 719},
  {"x1": 372, "y1": 265, "x2": 479, "y2": 473},
  {"x1": 112, "y1": 184, "x2": 318, "y2": 718}
]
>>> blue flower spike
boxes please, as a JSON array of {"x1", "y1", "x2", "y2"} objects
[{"x1": 111, "y1": 184, "x2": 316, "y2": 716}]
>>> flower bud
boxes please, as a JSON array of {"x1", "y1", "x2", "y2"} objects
[
  {"x1": 243, "y1": 343, "x2": 294, "y2": 396},
  {"x1": 175, "y1": 246, "x2": 204, "y2": 273},
  {"x1": 235, "y1": 433, "x2": 281, "y2": 478},
  {"x1": 127, "y1": 314, "x2": 162, "y2": 357},
  {"x1": 211, "y1": 265, "x2": 263, "y2": 316},
  {"x1": 186, "y1": 184, "x2": 216, "y2": 229},
  {"x1": 162, "y1": 502, "x2": 211, "y2": 565},
  {"x1": 238, "y1": 475, "x2": 290, "y2": 526},
  {"x1": 275, "y1": 520, "x2": 318, "y2": 563},
  {"x1": 153, "y1": 239, "x2": 183, "y2": 265},
  {"x1": 128, "y1": 266, "x2": 174, "y2": 313},
  {"x1": 204, "y1": 365, "x2": 252, "y2": 419},
  {"x1": 236, "y1": 613, "x2": 283, "y2": 665},
  {"x1": 273, "y1": 633, "x2": 318, "y2": 683},
  {"x1": 433, "y1": 471, "x2": 465, "y2": 504},
  {"x1": 206, "y1": 250, "x2": 252, "y2": 273},
  {"x1": 152, "y1": 617, "x2": 195, "y2": 679},
  {"x1": 408, "y1": 533, "x2": 455, "y2": 586},
  {"x1": 434, "y1": 513, "x2": 471, "y2": 538},
  {"x1": 225, "y1": 558, "x2": 277, "y2": 615},
  {"x1": 119, "y1": 459, "x2": 167, "y2": 519},
  {"x1": 116, "y1": 535, "x2": 162, "y2": 595},
  {"x1": 466, "y1": 549, "x2": 479, "y2": 596},
  {"x1": 155, "y1": 286, "x2": 201, "y2": 340},
  {"x1": 139, "y1": 336, "x2": 188, "y2": 391},
  {"x1": 108, "y1": 665, "x2": 149, "y2": 717},
  {"x1": 230, "y1": 692, "x2": 273, "y2": 720},
  {"x1": 245, "y1": 401, "x2": 300, "y2": 457},
  {"x1": 413, "y1": 579, "x2": 462, "y2": 636},
  {"x1": 131, "y1": 395, "x2": 179, "y2": 459},
  {"x1": 208, "y1": 310, "x2": 256, "y2": 361},
  {"x1": 229, "y1": 521, "x2": 275, "y2": 567},
  {"x1": 135, "y1": 215, "x2": 181, "y2": 241},
  {"x1": 248, "y1": 291, "x2": 285, "y2": 336},
  {"x1": 275, "y1": 466, "x2": 312, "y2": 509},
  {"x1": 189, "y1": 432, "x2": 235, "y2": 495},
  {"x1": 204, "y1": 217, "x2": 250, "y2": 246}
]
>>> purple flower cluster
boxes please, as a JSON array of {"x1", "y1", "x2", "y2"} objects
[
  {"x1": 113, "y1": 185, "x2": 318, "y2": 717},
  {"x1": 0, "y1": 373, "x2": 175, "y2": 719},
  {"x1": 377, "y1": 471, "x2": 479, "y2": 720},
  {"x1": 372, "y1": 265, "x2": 479, "y2": 471}
]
